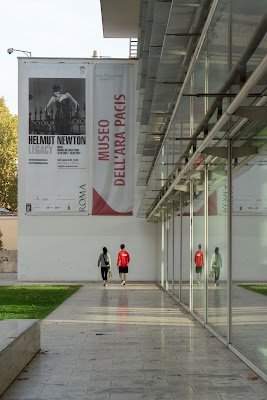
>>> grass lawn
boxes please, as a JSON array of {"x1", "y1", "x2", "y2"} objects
[
  {"x1": 0, "y1": 285, "x2": 81, "y2": 320},
  {"x1": 239, "y1": 285, "x2": 267, "y2": 297}
]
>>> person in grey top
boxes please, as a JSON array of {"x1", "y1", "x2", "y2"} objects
[
  {"x1": 211, "y1": 247, "x2": 222, "y2": 287},
  {"x1": 98, "y1": 247, "x2": 112, "y2": 287}
]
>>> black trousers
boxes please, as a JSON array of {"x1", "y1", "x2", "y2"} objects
[{"x1": 101, "y1": 267, "x2": 108, "y2": 281}]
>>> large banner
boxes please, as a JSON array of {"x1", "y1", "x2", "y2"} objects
[
  {"x1": 217, "y1": 161, "x2": 267, "y2": 215},
  {"x1": 92, "y1": 64, "x2": 133, "y2": 215},
  {"x1": 26, "y1": 77, "x2": 88, "y2": 214}
]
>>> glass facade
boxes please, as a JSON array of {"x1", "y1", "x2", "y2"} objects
[{"x1": 153, "y1": 0, "x2": 267, "y2": 380}]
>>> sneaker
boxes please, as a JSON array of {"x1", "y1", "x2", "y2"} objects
[
  {"x1": 121, "y1": 280, "x2": 125, "y2": 286},
  {"x1": 123, "y1": 281, "x2": 126, "y2": 286},
  {"x1": 214, "y1": 283, "x2": 217, "y2": 287},
  {"x1": 216, "y1": 283, "x2": 219, "y2": 287}
]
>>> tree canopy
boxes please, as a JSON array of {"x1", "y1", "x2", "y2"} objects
[{"x1": 0, "y1": 97, "x2": 18, "y2": 211}]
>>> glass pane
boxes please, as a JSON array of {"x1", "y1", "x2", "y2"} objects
[
  {"x1": 155, "y1": 219, "x2": 161, "y2": 283},
  {"x1": 181, "y1": 212, "x2": 190, "y2": 308},
  {"x1": 193, "y1": 173, "x2": 205, "y2": 322},
  {"x1": 164, "y1": 211, "x2": 168, "y2": 290},
  {"x1": 232, "y1": 124, "x2": 267, "y2": 375},
  {"x1": 162, "y1": 144, "x2": 168, "y2": 187},
  {"x1": 160, "y1": 214, "x2": 165, "y2": 286},
  {"x1": 174, "y1": 212, "x2": 180, "y2": 299},
  {"x1": 232, "y1": 0, "x2": 267, "y2": 72},
  {"x1": 207, "y1": 158, "x2": 228, "y2": 340},
  {"x1": 165, "y1": 207, "x2": 172, "y2": 292},
  {"x1": 206, "y1": 0, "x2": 230, "y2": 112},
  {"x1": 167, "y1": 206, "x2": 174, "y2": 294}
]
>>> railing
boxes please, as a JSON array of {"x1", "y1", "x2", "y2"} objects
[{"x1": 129, "y1": 38, "x2": 138, "y2": 58}]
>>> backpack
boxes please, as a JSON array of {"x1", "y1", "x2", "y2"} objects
[{"x1": 103, "y1": 254, "x2": 110, "y2": 269}]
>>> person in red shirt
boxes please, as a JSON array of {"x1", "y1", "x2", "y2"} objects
[
  {"x1": 194, "y1": 244, "x2": 204, "y2": 285},
  {"x1": 117, "y1": 244, "x2": 130, "y2": 286}
]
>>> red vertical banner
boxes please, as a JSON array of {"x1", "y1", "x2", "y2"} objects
[{"x1": 92, "y1": 64, "x2": 133, "y2": 215}]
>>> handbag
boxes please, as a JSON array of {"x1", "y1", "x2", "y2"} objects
[
  {"x1": 108, "y1": 270, "x2": 112, "y2": 279},
  {"x1": 209, "y1": 270, "x2": 214, "y2": 278}
]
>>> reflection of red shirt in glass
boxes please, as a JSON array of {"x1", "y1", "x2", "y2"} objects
[
  {"x1": 117, "y1": 250, "x2": 130, "y2": 267},
  {"x1": 194, "y1": 250, "x2": 204, "y2": 267}
]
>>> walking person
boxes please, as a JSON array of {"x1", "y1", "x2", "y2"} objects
[
  {"x1": 117, "y1": 244, "x2": 130, "y2": 286},
  {"x1": 194, "y1": 244, "x2": 204, "y2": 285},
  {"x1": 210, "y1": 247, "x2": 222, "y2": 287},
  {"x1": 98, "y1": 247, "x2": 111, "y2": 287}
]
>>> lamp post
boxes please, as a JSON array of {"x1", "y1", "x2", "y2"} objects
[{"x1": 7, "y1": 48, "x2": 32, "y2": 57}]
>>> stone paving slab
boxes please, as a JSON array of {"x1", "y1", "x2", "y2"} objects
[{"x1": 0, "y1": 280, "x2": 266, "y2": 399}]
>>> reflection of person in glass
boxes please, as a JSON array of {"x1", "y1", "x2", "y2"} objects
[
  {"x1": 211, "y1": 247, "x2": 222, "y2": 287},
  {"x1": 45, "y1": 84, "x2": 79, "y2": 134},
  {"x1": 194, "y1": 244, "x2": 204, "y2": 285}
]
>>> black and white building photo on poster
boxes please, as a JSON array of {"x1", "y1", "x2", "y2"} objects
[
  {"x1": 26, "y1": 77, "x2": 88, "y2": 215},
  {"x1": 29, "y1": 78, "x2": 85, "y2": 136}
]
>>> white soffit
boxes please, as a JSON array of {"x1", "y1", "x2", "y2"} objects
[{"x1": 100, "y1": 0, "x2": 140, "y2": 38}]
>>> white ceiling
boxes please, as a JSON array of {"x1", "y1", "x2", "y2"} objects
[{"x1": 100, "y1": 0, "x2": 140, "y2": 38}]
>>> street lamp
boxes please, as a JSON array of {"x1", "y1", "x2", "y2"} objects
[{"x1": 7, "y1": 48, "x2": 32, "y2": 57}]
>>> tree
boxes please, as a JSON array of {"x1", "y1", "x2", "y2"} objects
[
  {"x1": 0, "y1": 228, "x2": 3, "y2": 250},
  {"x1": 0, "y1": 97, "x2": 18, "y2": 211}
]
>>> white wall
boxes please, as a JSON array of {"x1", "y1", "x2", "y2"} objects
[
  {"x1": 18, "y1": 58, "x2": 156, "y2": 282},
  {"x1": 232, "y1": 215, "x2": 267, "y2": 281},
  {"x1": 18, "y1": 217, "x2": 155, "y2": 281}
]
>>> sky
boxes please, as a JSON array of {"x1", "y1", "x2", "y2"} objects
[{"x1": 0, "y1": 0, "x2": 130, "y2": 116}]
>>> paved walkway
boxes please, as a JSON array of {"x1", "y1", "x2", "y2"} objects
[{"x1": 1, "y1": 279, "x2": 267, "y2": 399}]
